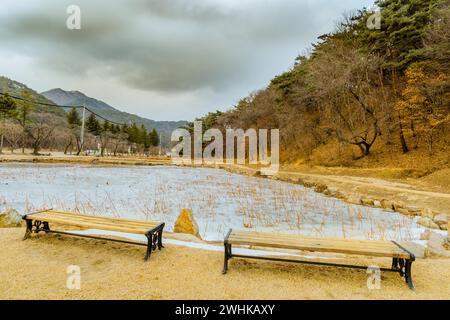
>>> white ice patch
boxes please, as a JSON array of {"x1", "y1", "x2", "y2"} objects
[{"x1": 0, "y1": 163, "x2": 427, "y2": 242}]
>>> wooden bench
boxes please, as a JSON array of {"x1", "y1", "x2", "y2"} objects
[
  {"x1": 22, "y1": 209, "x2": 165, "y2": 261},
  {"x1": 222, "y1": 229, "x2": 416, "y2": 290}
]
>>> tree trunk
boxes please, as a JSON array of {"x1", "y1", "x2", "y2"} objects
[
  {"x1": 410, "y1": 120, "x2": 418, "y2": 149},
  {"x1": 428, "y1": 129, "x2": 434, "y2": 155},
  {"x1": 398, "y1": 119, "x2": 409, "y2": 154},
  {"x1": 64, "y1": 139, "x2": 72, "y2": 155},
  {"x1": 75, "y1": 138, "x2": 82, "y2": 156},
  {"x1": 22, "y1": 129, "x2": 26, "y2": 154},
  {"x1": 0, "y1": 117, "x2": 5, "y2": 154},
  {"x1": 32, "y1": 141, "x2": 40, "y2": 155}
]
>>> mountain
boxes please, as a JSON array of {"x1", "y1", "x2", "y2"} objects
[
  {"x1": 0, "y1": 76, "x2": 67, "y2": 126},
  {"x1": 41, "y1": 88, "x2": 186, "y2": 144}
]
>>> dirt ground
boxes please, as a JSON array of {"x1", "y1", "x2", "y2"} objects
[
  {"x1": 1, "y1": 228, "x2": 449, "y2": 300},
  {"x1": 276, "y1": 169, "x2": 450, "y2": 214}
]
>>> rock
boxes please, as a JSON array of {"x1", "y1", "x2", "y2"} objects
[
  {"x1": 417, "y1": 217, "x2": 440, "y2": 230},
  {"x1": 314, "y1": 184, "x2": 328, "y2": 193},
  {"x1": 373, "y1": 200, "x2": 382, "y2": 208},
  {"x1": 425, "y1": 231, "x2": 450, "y2": 257},
  {"x1": 0, "y1": 208, "x2": 23, "y2": 227},
  {"x1": 392, "y1": 202, "x2": 404, "y2": 211},
  {"x1": 421, "y1": 208, "x2": 437, "y2": 219},
  {"x1": 345, "y1": 195, "x2": 361, "y2": 205},
  {"x1": 361, "y1": 198, "x2": 374, "y2": 206},
  {"x1": 380, "y1": 199, "x2": 394, "y2": 211},
  {"x1": 433, "y1": 213, "x2": 448, "y2": 225},
  {"x1": 303, "y1": 182, "x2": 315, "y2": 188},
  {"x1": 174, "y1": 208, "x2": 200, "y2": 238},
  {"x1": 439, "y1": 224, "x2": 448, "y2": 231},
  {"x1": 406, "y1": 206, "x2": 421, "y2": 216},
  {"x1": 398, "y1": 208, "x2": 412, "y2": 215},
  {"x1": 167, "y1": 232, "x2": 203, "y2": 243}
]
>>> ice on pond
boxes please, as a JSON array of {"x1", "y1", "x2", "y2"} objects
[{"x1": 0, "y1": 163, "x2": 424, "y2": 241}]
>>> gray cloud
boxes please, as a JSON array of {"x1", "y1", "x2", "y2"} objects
[{"x1": 0, "y1": 0, "x2": 374, "y2": 119}]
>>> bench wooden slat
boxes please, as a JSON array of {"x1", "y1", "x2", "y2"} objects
[
  {"x1": 26, "y1": 212, "x2": 158, "y2": 234},
  {"x1": 229, "y1": 232, "x2": 400, "y2": 248},
  {"x1": 227, "y1": 230, "x2": 410, "y2": 259},
  {"x1": 231, "y1": 230, "x2": 397, "y2": 246},
  {"x1": 42, "y1": 210, "x2": 157, "y2": 228},
  {"x1": 228, "y1": 234, "x2": 400, "y2": 251}
]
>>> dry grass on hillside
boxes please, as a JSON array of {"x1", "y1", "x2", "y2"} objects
[{"x1": 284, "y1": 139, "x2": 449, "y2": 178}]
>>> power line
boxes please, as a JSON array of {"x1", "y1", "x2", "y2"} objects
[{"x1": 0, "y1": 92, "x2": 126, "y2": 126}]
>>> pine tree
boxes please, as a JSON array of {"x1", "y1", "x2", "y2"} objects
[
  {"x1": 354, "y1": 0, "x2": 443, "y2": 71},
  {"x1": 0, "y1": 93, "x2": 17, "y2": 153},
  {"x1": 127, "y1": 123, "x2": 139, "y2": 144},
  {"x1": 67, "y1": 107, "x2": 81, "y2": 129},
  {"x1": 103, "y1": 121, "x2": 110, "y2": 132},
  {"x1": 86, "y1": 113, "x2": 101, "y2": 135},
  {"x1": 149, "y1": 128, "x2": 159, "y2": 147},
  {"x1": 17, "y1": 89, "x2": 33, "y2": 154}
]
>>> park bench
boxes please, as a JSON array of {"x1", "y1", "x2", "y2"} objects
[
  {"x1": 22, "y1": 209, "x2": 165, "y2": 261},
  {"x1": 222, "y1": 229, "x2": 416, "y2": 290}
]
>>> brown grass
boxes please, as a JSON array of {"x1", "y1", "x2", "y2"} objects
[{"x1": 1, "y1": 228, "x2": 449, "y2": 300}]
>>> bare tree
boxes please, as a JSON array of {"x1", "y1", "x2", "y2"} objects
[
  {"x1": 26, "y1": 114, "x2": 55, "y2": 155},
  {"x1": 2, "y1": 122, "x2": 22, "y2": 153}
]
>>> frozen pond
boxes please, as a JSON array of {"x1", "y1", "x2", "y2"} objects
[{"x1": 0, "y1": 163, "x2": 425, "y2": 241}]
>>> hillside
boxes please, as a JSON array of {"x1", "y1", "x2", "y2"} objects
[
  {"x1": 41, "y1": 88, "x2": 186, "y2": 144},
  {"x1": 209, "y1": 0, "x2": 449, "y2": 171},
  {"x1": 0, "y1": 76, "x2": 67, "y2": 127}
]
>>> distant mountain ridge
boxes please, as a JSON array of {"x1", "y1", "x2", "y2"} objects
[
  {"x1": 41, "y1": 88, "x2": 186, "y2": 144},
  {"x1": 41, "y1": 88, "x2": 115, "y2": 111}
]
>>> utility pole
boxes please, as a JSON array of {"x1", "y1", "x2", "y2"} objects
[{"x1": 80, "y1": 104, "x2": 86, "y2": 154}]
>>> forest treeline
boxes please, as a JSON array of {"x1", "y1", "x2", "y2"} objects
[
  {"x1": 0, "y1": 92, "x2": 160, "y2": 156},
  {"x1": 189, "y1": 0, "x2": 449, "y2": 167}
]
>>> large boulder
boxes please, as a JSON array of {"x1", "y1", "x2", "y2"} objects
[
  {"x1": 0, "y1": 208, "x2": 23, "y2": 227},
  {"x1": 174, "y1": 208, "x2": 200, "y2": 238}
]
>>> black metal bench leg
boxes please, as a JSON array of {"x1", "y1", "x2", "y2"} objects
[
  {"x1": 144, "y1": 233, "x2": 154, "y2": 261},
  {"x1": 43, "y1": 222, "x2": 50, "y2": 233},
  {"x1": 391, "y1": 258, "x2": 399, "y2": 270},
  {"x1": 398, "y1": 259, "x2": 405, "y2": 276},
  {"x1": 157, "y1": 229, "x2": 164, "y2": 250},
  {"x1": 23, "y1": 219, "x2": 32, "y2": 240},
  {"x1": 405, "y1": 259, "x2": 415, "y2": 291},
  {"x1": 222, "y1": 244, "x2": 231, "y2": 274}
]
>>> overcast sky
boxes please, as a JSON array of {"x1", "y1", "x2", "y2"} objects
[{"x1": 0, "y1": 0, "x2": 374, "y2": 121}]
